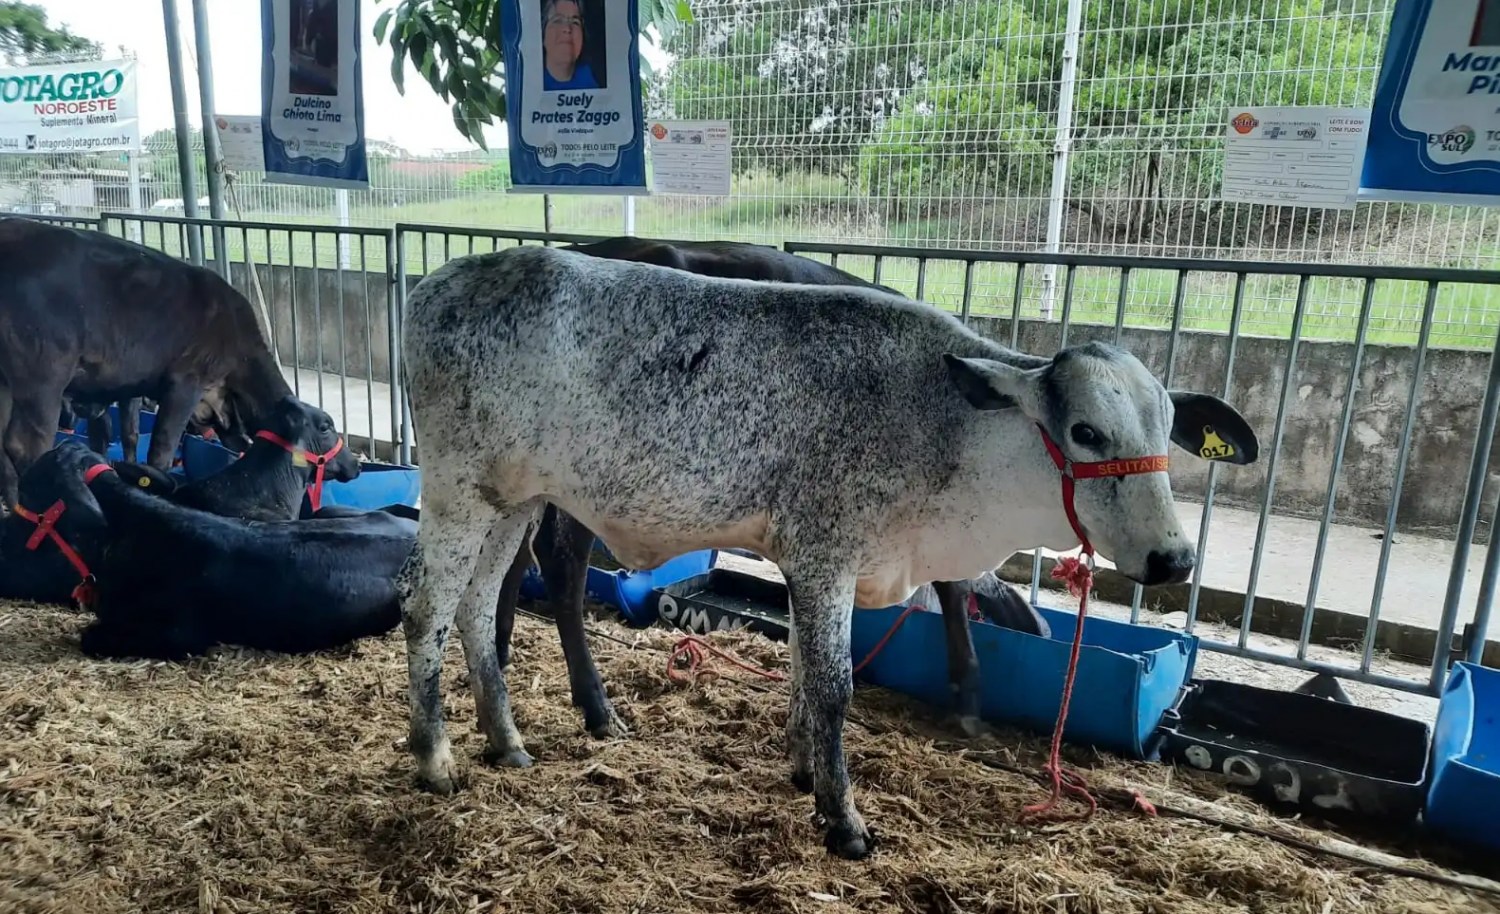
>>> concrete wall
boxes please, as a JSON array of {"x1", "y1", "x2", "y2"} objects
[{"x1": 239, "y1": 264, "x2": 1499, "y2": 541}]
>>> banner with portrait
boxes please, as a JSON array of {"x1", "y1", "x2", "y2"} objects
[
  {"x1": 260, "y1": 0, "x2": 369, "y2": 190},
  {"x1": 499, "y1": 0, "x2": 648, "y2": 192},
  {"x1": 1361, "y1": 0, "x2": 1500, "y2": 205}
]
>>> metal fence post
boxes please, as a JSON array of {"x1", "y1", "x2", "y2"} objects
[{"x1": 392, "y1": 227, "x2": 413, "y2": 465}]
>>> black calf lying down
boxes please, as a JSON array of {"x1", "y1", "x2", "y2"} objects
[
  {"x1": 113, "y1": 396, "x2": 360, "y2": 521},
  {"x1": 0, "y1": 445, "x2": 111, "y2": 605},
  {"x1": 42, "y1": 439, "x2": 412, "y2": 660}
]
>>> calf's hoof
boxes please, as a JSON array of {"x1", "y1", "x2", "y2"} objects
[
  {"x1": 415, "y1": 748, "x2": 459, "y2": 795},
  {"x1": 586, "y1": 705, "x2": 630, "y2": 740},
  {"x1": 790, "y1": 768, "x2": 814, "y2": 795},
  {"x1": 482, "y1": 746, "x2": 535, "y2": 769},
  {"x1": 958, "y1": 714, "x2": 997, "y2": 739},
  {"x1": 824, "y1": 820, "x2": 877, "y2": 860}
]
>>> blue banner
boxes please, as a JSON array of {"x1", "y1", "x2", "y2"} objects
[
  {"x1": 260, "y1": 0, "x2": 369, "y2": 190},
  {"x1": 500, "y1": 0, "x2": 648, "y2": 193},
  {"x1": 1362, "y1": 0, "x2": 1500, "y2": 204}
]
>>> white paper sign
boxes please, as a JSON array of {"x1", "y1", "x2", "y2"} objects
[
  {"x1": 1222, "y1": 106, "x2": 1371, "y2": 209},
  {"x1": 212, "y1": 114, "x2": 265, "y2": 173},
  {"x1": 648, "y1": 119, "x2": 731, "y2": 196}
]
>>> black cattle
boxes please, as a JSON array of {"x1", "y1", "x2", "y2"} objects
[
  {"x1": 112, "y1": 396, "x2": 361, "y2": 521},
  {"x1": 0, "y1": 218, "x2": 302, "y2": 509},
  {"x1": 35, "y1": 439, "x2": 410, "y2": 661},
  {"x1": 496, "y1": 236, "x2": 1045, "y2": 740},
  {"x1": 0, "y1": 443, "x2": 112, "y2": 606},
  {"x1": 559, "y1": 236, "x2": 905, "y2": 294}
]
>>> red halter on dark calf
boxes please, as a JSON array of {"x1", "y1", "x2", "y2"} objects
[
  {"x1": 1021, "y1": 422, "x2": 1170, "y2": 824},
  {"x1": 253, "y1": 430, "x2": 345, "y2": 513},
  {"x1": 13, "y1": 462, "x2": 115, "y2": 609}
]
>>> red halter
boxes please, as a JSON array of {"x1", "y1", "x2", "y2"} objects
[
  {"x1": 1033, "y1": 422, "x2": 1171, "y2": 557},
  {"x1": 252, "y1": 430, "x2": 345, "y2": 513},
  {"x1": 13, "y1": 462, "x2": 115, "y2": 609}
]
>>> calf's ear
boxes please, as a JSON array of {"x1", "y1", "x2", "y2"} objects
[
  {"x1": 1168, "y1": 391, "x2": 1259, "y2": 465},
  {"x1": 943, "y1": 354, "x2": 1042, "y2": 413}
]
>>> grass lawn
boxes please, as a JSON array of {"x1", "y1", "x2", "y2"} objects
[{"x1": 100, "y1": 183, "x2": 1500, "y2": 352}]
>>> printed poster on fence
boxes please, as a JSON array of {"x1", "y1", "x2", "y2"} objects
[
  {"x1": 1360, "y1": 0, "x2": 1500, "y2": 205},
  {"x1": 260, "y1": 0, "x2": 369, "y2": 190},
  {"x1": 0, "y1": 58, "x2": 138, "y2": 155},
  {"x1": 499, "y1": 0, "x2": 648, "y2": 193}
]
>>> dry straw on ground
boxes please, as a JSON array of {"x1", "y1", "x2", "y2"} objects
[{"x1": 0, "y1": 600, "x2": 1495, "y2": 914}]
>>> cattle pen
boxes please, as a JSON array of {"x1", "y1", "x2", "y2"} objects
[{"x1": 2, "y1": 209, "x2": 1500, "y2": 912}]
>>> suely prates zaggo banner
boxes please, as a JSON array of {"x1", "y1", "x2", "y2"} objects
[{"x1": 0, "y1": 58, "x2": 139, "y2": 154}]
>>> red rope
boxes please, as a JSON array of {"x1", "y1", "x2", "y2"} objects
[
  {"x1": 1018, "y1": 554, "x2": 1099, "y2": 823},
  {"x1": 667, "y1": 635, "x2": 787, "y2": 684}
]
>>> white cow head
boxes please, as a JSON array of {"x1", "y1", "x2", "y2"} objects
[{"x1": 944, "y1": 341, "x2": 1258, "y2": 586}]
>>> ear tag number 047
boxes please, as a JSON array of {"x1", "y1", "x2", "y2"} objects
[{"x1": 1199, "y1": 425, "x2": 1235, "y2": 461}]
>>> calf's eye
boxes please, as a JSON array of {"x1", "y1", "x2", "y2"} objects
[{"x1": 1071, "y1": 423, "x2": 1102, "y2": 448}]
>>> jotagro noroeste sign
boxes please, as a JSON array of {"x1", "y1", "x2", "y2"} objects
[{"x1": 0, "y1": 58, "x2": 139, "y2": 154}]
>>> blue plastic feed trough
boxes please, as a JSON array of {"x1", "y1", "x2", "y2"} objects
[
  {"x1": 54, "y1": 428, "x2": 163, "y2": 465},
  {"x1": 1426, "y1": 661, "x2": 1500, "y2": 851},
  {"x1": 314, "y1": 461, "x2": 423, "y2": 511},
  {"x1": 849, "y1": 604, "x2": 1198, "y2": 759},
  {"x1": 520, "y1": 543, "x2": 718, "y2": 627},
  {"x1": 179, "y1": 434, "x2": 240, "y2": 481}
]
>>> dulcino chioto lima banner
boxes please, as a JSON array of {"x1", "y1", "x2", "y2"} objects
[
  {"x1": 0, "y1": 59, "x2": 138, "y2": 154},
  {"x1": 261, "y1": 0, "x2": 369, "y2": 190},
  {"x1": 499, "y1": 0, "x2": 648, "y2": 192},
  {"x1": 1362, "y1": 0, "x2": 1500, "y2": 204}
]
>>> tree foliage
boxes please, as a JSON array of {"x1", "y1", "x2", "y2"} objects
[{"x1": 0, "y1": 2, "x2": 98, "y2": 65}]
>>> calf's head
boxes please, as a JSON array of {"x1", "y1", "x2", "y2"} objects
[
  {"x1": 944, "y1": 341, "x2": 1258, "y2": 587},
  {"x1": 259, "y1": 396, "x2": 362, "y2": 483}
]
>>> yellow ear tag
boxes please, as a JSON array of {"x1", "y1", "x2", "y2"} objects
[
  {"x1": 292, "y1": 452, "x2": 309, "y2": 468},
  {"x1": 137, "y1": 476, "x2": 150, "y2": 488},
  {"x1": 1199, "y1": 425, "x2": 1236, "y2": 461}
]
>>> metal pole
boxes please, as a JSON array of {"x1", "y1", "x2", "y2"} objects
[
  {"x1": 189, "y1": 0, "x2": 228, "y2": 276},
  {"x1": 1039, "y1": 0, "x2": 1084, "y2": 321},
  {"x1": 544, "y1": 194, "x2": 554, "y2": 234},
  {"x1": 162, "y1": 0, "x2": 203, "y2": 264},
  {"x1": 126, "y1": 151, "x2": 143, "y2": 243},
  {"x1": 623, "y1": 195, "x2": 636, "y2": 236},
  {"x1": 1434, "y1": 316, "x2": 1500, "y2": 690},
  {"x1": 337, "y1": 189, "x2": 351, "y2": 267}
]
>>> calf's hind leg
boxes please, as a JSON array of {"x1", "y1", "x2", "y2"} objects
[
  {"x1": 534, "y1": 505, "x2": 627, "y2": 738},
  {"x1": 781, "y1": 556, "x2": 873, "y2": 860},
  {"x1": 933, "y1": 580, "x2": 991, "y2": 738},
  {"x1": 457, "y1": 504, "x2": 543, "y2": 769},
  {"x1": 396, "y1": 495, "x2": 499, "y2": 794}
]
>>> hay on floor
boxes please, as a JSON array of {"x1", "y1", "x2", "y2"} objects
[{"x1": 0, "y1": 601, "x2": 1493, "y2": 914}]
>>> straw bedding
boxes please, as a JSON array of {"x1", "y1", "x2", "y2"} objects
[{"x1": 0, "y1": 599, "x2": 1493, "y2": 914}]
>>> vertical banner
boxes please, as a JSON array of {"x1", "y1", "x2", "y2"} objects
[
  {"x1": 0, "y1": 58, "x2": 139, "y2": 154},
  {"x1": 499, "y1": 0, "x2": 648, "y2": 193},
  {"x1": 260, "y1": 0, "x2": 368, "y2": 190},
  {"x1": 1361, "y1": 0, "x2": 1500, "y2": 204}
]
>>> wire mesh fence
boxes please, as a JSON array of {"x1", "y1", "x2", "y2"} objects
[{"x1": 4, "y1": 0, "x2": 1500, "y2": 347}]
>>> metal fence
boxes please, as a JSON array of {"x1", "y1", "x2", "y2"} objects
[
  {"x1": 61, "y1": 211, "x2": 1500, "y2": 701},
  {"x1": 4, "y1": 0, "x2": 1500, "y2": 349}
]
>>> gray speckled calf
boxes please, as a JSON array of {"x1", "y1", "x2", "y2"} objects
[{"x1": 396, "y1": 244, "x2": 1259, "y2": 859}]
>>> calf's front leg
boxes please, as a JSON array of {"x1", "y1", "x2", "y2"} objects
[
  {"x1": 146, "y1": 380, "x2": 205, "y2": 472},
  {"x1": 783, "y1": 558, "x2": 873, "y2": 860}
]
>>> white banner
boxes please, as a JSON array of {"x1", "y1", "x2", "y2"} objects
[{"x1": 0, "y1": 58, "x2": 139, "y2": 155}]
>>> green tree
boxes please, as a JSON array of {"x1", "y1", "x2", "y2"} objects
[
  {"x1": 371, "y1": 0, "x2": 688, "y2": 149},
  {"x1": 0, "y1": 2, "x2": 98, "y2": 64}
]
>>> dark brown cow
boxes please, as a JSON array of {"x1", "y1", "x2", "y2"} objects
[{"x1": 0, "y1": 218, "x2": 296, "y2": 507}]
